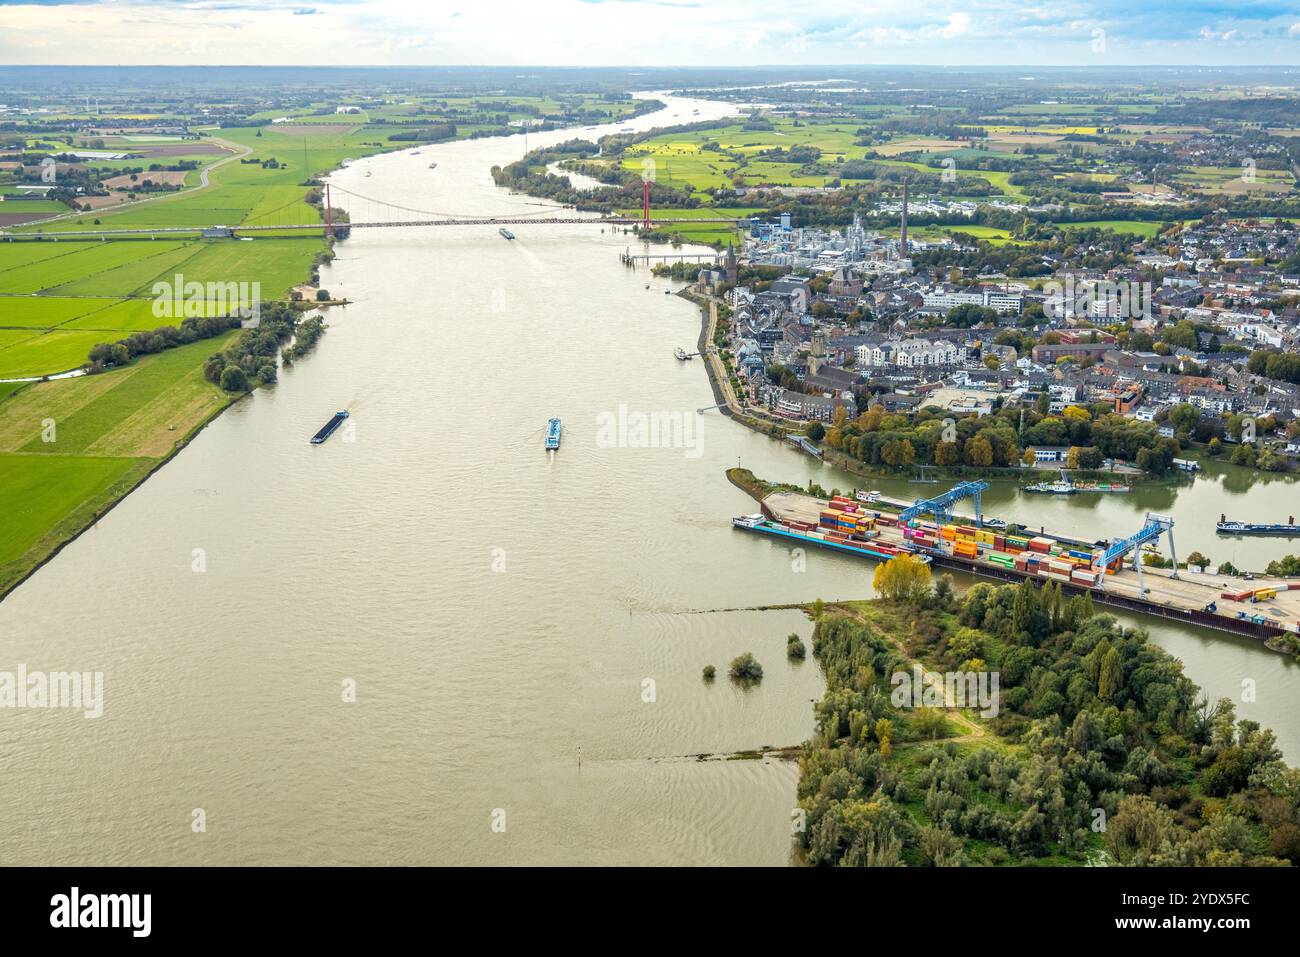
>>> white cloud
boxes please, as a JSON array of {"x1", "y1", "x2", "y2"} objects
[{"x1": 0, "y1": 0, "x2": 1293, "y2": 66}]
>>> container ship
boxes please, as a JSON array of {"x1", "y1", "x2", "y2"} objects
[
  {"x1": 499, "y1": 227, "x2": 516, "y2": 240},
  {"x1": 732, "y1": 514, "x2": 932, "y2": 566},
  {"x1": 310, "y1": 410, "x2": 349, "y2": 445},
  {"x1": 545, "y1": 417, "x2": 562, "y2": 450},
  {"x1": 1217, "y1": 514, "x2": 1300, "y2": 536}
]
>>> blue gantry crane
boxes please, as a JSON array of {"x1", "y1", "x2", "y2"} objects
[
  {"x1": 1093, "y1": 512, "x2": 1177, "y2": 595},
  {"x1": 897, "y1": 481, "x2": 990, "y2": 527}
]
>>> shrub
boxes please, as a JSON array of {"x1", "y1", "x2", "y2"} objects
[
  {"x1": 729, "y1": 652, "x2": 763, "y2": 683},
  {"x1": 219, "y1": 366, "x2": 250, "y2": 392}
]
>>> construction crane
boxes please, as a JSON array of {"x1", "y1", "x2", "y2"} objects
[
  {"x1": 1093, "y1": 512, "x2": 1177, "y2": 596},
  {"x1": 897, "y1": 481, "x2": 990, "y2": 527}
]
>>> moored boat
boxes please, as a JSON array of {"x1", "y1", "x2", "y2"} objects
[
  {"x1": 1216, "y1": 513, "x2": 1300, "y2": 536},
  {"x1": 1023, "y1": 480, "x2": 1076, "y2": 495},
  {"x1": 545, "y1": 417, "x2": 562, "y2": 450}
]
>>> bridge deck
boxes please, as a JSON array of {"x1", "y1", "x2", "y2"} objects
[{"x1": 2, "y1": 216, "x2": 750, "y2": 241}]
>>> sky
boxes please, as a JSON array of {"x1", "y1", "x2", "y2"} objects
[{"x1": 0, "y1": 0, "x2": 1298, "y2": 67}]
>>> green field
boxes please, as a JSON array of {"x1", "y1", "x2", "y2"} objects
[
  {"x1": 0, "y1": 329, "x2": 111, "y2": 377},
  {"x1": 619, "y1": 206, "x2": 758, "y2": 246},
  {"x1": 0, "y1": 332, "x2": 239, "y2": 595},
  {"x1": 0, "y1": 453, "x2": 143, "y2": 568},
  {"x1": 0, "y1": 296, "x2": 108, "y2": 328},
  {"x1": 1060, "y1": 219, "x2": 1165, "y2": 238}
]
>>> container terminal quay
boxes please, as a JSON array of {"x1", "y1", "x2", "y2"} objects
[{"x1": 731, "y1": 477, "x2": 1300, "y2": 645}]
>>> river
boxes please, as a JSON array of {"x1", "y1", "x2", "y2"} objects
[{"x1": 0, "y1": 94, "x2": 1297, "y2": 865}]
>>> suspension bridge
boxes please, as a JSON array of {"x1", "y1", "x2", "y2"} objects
[{"x1": 0, "y1": 182, "x2": 753, "y2": 242}]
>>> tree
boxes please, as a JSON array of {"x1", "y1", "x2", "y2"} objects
[
  {"x1": 873, "y1": 554, "x2": 932, "y2": 603},
  {"x1": 881, "y1": 438, "x2": 916, "y2": 468},
  {"x1": 1186, "y1": 551, "x2": 1210, "y2": 570},
  {"x1": 729, "y1": 652, "x2": 763, "y2": 683},
  {"x1": 874, "y1": 718, "x2": 893, "y2": 758},
  {"x1": 1022, "y1": 447, "x2": 1037, "y2": 466},
  {"x1": 787, "y1": 633, "x2": 807, "y2": 660},
  {"x1": 934, "y1": 441, "x2": 960, "y2": 466},
  {"x1": 1098, "y1": 646, "x2": 1122, "y2": 701},
  {"x1": 1167, "y1": 403, "x2": 1201, "y2": 434},
  {"x1": 965, "y1": 435, "x2": 993, "y2": 467},
  {"x1": 219, "y1": 366, "x2": 250, "y2": 392},
  {"x1": 919, "y1": 825, "x2": 963, "y2": 867},
  {"x1": 1012, "y1": 577, "x2": 1038, "y2": 635},
  {"x1": 807, "y1": 421, "x2": 825, "y2": 442}
]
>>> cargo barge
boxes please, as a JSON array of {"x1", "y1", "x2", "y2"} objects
[
  {"x1": 1217, "y1": 514, "x2": 1300, "y2": 536},
  {"x1": 545, "y1": 417, "x2": 562, "y2": 450},
  {"x1": 732, "y1": 514, "x2": 931, "y2": 565},
  {"x1": 310, "y1": 410, "x2": 348, "y2": 445},
  {"x1": 740, "y1": 492, "x2": 1296, "y2": 642}
]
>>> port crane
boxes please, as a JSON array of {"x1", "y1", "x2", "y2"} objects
[
  {"x1": 1093, "y1": 512, "x2": 1177, "y2": 596},
  {"x1": 897, "y1": 480, "x2": 989, "y2": 527}
]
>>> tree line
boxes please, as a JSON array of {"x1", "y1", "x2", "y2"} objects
[{"x1": 797, "y1": 577, "x2": 1300, "y2": 866}]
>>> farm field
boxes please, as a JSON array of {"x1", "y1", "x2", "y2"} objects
[
  {"x1": 1060, "y1": 219, "x2": 1166, "y2": 237},
  {"x1": 0, "y1": 296, "x2": 108, "y2": 328},
  {"x1": 0, "y1": 331, "x2": 240, "y2": 595},
  {"x1": 0, "y1": 240, "x2": 190, "y2": 294},
  {"x1": 1172, "y1": 165, "x2": 1295, "y2": 196},
  {"x1": 0, "y1": 328, "x2": 110, "y2": 377},
  {"x1": 0, "y1": 452, "x2": 144, "y2": 570},
  {"x1": 614, "y1": 118, "x2": 1036, "y2": 203},
  {"x1": 619, "y1": 206, "x2": 758, "y2": 245}
]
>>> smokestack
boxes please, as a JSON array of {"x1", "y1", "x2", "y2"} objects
[{"x1": 900, "y1": 178, "x2": 909, "y2": 255}]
